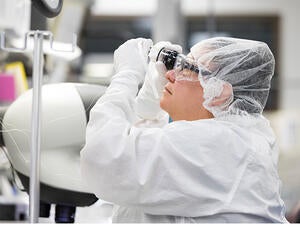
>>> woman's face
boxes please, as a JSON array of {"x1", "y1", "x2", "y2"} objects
[{"x1": 160, "y1": 69, "x2": 213, "y2": 121}]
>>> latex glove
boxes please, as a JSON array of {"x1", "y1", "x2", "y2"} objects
[
  {"x1": 135, "y1": 41, "x2": 182, "y2": 120},
  {"x1": 113, "y1": 38, "x2": 153, "y2": 84}
]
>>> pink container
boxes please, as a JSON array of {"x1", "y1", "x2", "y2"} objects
[{"x1": 0, "y1": 74, "x2": 15, "y2": 102}]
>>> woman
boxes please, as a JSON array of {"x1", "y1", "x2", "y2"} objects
[{"x1": 80, "y1": 37, "x2": 287, "y2": 223}]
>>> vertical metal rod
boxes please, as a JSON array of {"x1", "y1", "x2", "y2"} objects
[{"x1": 29, "y1": 31, "x2": 44, "y2": 223}]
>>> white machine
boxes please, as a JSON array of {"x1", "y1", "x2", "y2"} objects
[{"x1": 0, "y1": 83, "x2": 106, "y2": 222}]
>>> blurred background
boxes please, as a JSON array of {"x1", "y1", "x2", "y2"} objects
[{"x1": 1, "y1": 0, "x2": 300, "y2": 223}]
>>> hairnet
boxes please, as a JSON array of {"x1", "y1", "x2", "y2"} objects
[{"x1": 190, "y1": 37, "x2": 275, "y2": 117}]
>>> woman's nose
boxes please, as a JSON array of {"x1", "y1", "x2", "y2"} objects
[{"x1": 165, "y1": 70, "x2": 176, "y2": 83}]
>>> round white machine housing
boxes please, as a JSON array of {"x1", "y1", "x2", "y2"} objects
[{"x1": 2, "y1": 83, "x2": 106, "y2": 212}]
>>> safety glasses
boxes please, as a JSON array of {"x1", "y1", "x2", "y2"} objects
[
  {"x1": 174, "y1": 57, "x2": 213, "y2": 82},
  {"x1": 172, "y1": 55, "x2": 200, "y2": 82},
  {"x1": 156, "y1": 47, "x2": 213, "y2": 82}
]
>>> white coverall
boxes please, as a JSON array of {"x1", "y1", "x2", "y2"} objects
[{"x1": 80, "y1": 71, "x2": 287, "y2": 223}]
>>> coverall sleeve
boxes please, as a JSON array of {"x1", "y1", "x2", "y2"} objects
[{"x1": 80, "y1": 72, "x2": 250, "y2": 217}]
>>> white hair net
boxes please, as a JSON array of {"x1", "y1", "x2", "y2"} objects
[{"x1": 190, "y1": 37, "x2": 275, "y2": 117}]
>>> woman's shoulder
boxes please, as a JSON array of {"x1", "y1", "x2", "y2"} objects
[
  {"x1": 163, "y1": 117, "x2": 245, "y2": 145},
  {"x1": 163, "y1": 115, "x2": 275, "y2": 145},
  {"x1": 164, "y1": 117, "x2": 242, "y2": 134}
]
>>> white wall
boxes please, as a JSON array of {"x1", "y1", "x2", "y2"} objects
[{"x1": 91, "y1": 0, "x2": 157, "y2": 16}]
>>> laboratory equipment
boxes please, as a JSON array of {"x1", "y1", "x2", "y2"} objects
[
  {"x1": 156, "y1": 48, "x2": 199, "y2": 73},
  {"x1": 0, "y1": 83, "x2": 106, "y2": 223},
  {"x1": 1, "y1": 30, "x2": 78, "y2": 223},
  {"x1": 0, "y1": 0, "x2": 83, "y2": 223}
]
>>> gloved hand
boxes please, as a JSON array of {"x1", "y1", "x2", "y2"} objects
[
  {"x1": 135, "y1": 41, "x2": 182, "y2": 120},
  {"x1": 113, "y1": 38, "x2": 153, "y2": 84}
]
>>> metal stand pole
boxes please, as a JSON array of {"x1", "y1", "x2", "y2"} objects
[{"x1": 29, "y1": 31, "x2": 44, "y2": 223}]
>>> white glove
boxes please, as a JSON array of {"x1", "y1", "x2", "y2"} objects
[
  {"x1": 135, "y1": 41, "x2": 182, "y2": 120},
  {"x1": 113, "y1": 38, "x2": 153, "y2": 84}
]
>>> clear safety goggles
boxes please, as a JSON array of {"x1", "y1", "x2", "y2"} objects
[
  {"x1": 156, "y1": 48, "x2": 212, "y2": 82},
  {"x1": 173, "y1": 56, "x2": 200, "y2": 81}
]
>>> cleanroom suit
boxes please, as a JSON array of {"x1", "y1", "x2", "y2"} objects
[{"x1": 80, "y1": 38, "x2": 287, "y2": 223}]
